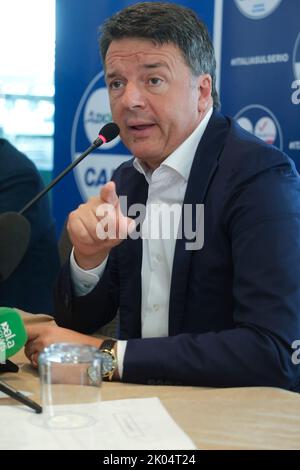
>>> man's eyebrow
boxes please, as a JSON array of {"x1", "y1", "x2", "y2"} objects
[
  {"x1": 105, "y1": 62, "x2": 169, "y2": 80},
  {"x1": 105, "y1": 72, "x2": 119, "y2": 80},
  {"x1": 142, "y1": 62, "x2": 169, "y2": 69}
]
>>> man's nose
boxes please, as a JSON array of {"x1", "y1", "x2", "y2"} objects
[{"x1": 121, "y1": 83, "x2": 146, "y2": 109}]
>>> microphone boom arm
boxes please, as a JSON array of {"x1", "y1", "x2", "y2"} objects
[{"x1": 19, "y1": 141, "x2": 99, "y2": 216}]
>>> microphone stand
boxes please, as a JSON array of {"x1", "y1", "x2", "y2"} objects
[
  {"x1": 19, "y1": 140, "x2": 101, "y2": 216},
  {"x1": 0, "y1": 379, "x2": 42, "y2": 413},
  {"x1": 0, "y1": 124, "x2": 120, "y2": 372},
  {"x1": 0, "y1": 360, "x2": 19, "y2": 373},
  {"x1": 1, "y1": 143, "x2": 100, "y2": 373}
]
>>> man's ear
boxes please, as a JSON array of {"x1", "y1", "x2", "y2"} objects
[{"x1": 197, "y1": 74, "x2": 213, "y2": 114}]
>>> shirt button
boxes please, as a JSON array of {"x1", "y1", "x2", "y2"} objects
[
  {"x1": 156, "y1": 254, "x2": 162, "y2": 263},
  {"x1": 153, "y1": 304, "x2": 160, "y2": 312}
]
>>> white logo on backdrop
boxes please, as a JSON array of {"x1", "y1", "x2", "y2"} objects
[
  {"x1": 235, "y1": 104, "x2": 283, "y2": 149},
  {"x1": 234, "y1": 0, "x2": 282, "y2": 19},
  {"x1": 293, "y1": 32, "x2": 300, "y2": 81},
  {"x1": 84, "y1": 87, "x2": 121, "y2": 150},
  {"x1": 71, "y1": 72, "x2": 130, "y2": 201}
]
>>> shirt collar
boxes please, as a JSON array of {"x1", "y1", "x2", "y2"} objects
[{"x1": 133, "y1": 107, "x2": 213, "y2": 182}]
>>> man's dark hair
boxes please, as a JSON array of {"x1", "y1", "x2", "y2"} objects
[{"x1": 99, "y1": 2, "x2": 220, "y2": 108}]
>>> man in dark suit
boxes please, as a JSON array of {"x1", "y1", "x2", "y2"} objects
[
  {"x1": 0, "y1": 138, "x2": 60, "y2": 313},
  {"x1": 25, "y1": 2, "x2": 300, "y2": 390}
]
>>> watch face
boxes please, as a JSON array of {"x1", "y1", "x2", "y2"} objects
[{"x1": 101, "y1": 351, "x2": 115, "y2": 375}]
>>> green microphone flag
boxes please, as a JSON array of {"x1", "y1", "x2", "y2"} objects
[{"x1": 0, "y1": 307, "x2": 28, "y2": 363}]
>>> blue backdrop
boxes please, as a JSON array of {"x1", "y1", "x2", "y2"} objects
[
  {"x1": 53, "y1": 0, "x2": 214, "y2": 236},
  {"x1": 54, "y1": 0, "x2": 300, "y2": 237},
  {"x1": 217, "y1": 0, "x2": 300, "y2": 168}
]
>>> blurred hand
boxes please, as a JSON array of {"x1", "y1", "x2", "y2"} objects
[
  {"x1": 24, "y1": 323, "x2": 102, "y2": 368},
  {"x1": 67, "y1": 181, "x2": 135, "y2": 270}
]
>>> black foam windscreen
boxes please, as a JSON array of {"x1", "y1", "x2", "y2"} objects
[
  {"x1": 99, "y1": 122, "x2": 120, "y2": 143},
  {"x1": 0, "y1": 212, "x2": 31, "y2": 281}
]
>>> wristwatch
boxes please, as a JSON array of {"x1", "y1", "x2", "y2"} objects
[{"x1": 99, "y1": 339, "x2": 117, "y2": 381}]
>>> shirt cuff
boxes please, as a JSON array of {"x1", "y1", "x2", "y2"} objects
[
  {"x1": 116, "y1": 340, "x2": 127, "y2": 380},
  {"x1": 70, "y1": 248, "x2": 108, "y2": 297}
]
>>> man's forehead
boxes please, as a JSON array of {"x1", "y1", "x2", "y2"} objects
[{"x1": 105, "y1": 39, "x2": 182, "y2": 67}]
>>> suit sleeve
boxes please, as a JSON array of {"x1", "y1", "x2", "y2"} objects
[
  {"x1": 53, "y1": 159, "x2": 140, "y2": 332},
  {"x1": 122, "y1": 162, "x2": 300, "y2": 390},
  {"x1": 54, "y1": 247, "x2": 120, "y2": 333}
]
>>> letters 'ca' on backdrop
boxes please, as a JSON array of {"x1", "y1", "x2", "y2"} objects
[{"x1": 53, "y1": 0, "x2": 300, "y2": 236}]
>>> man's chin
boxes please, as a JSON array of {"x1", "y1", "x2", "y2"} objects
[
  {"x1": 133, "y1": 153, "x2": 164, "y2": 169},
  {"x1": 124, "y1": 140, "x2": 163, "y2": 166},
  {"x1": 129, "y1": 146, "x2": 156, "y2": 162}
]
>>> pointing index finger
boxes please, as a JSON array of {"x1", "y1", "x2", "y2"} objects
[{"x1": 100, "y1": 181, "x2": 119, "y2": 207}]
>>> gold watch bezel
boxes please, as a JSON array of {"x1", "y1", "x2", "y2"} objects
[{"x1": 101, "y1": 347, "x2": 117, "y2": 380}]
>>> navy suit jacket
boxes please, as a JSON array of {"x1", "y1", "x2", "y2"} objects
[
  {"x1": 0, "y1": 139, "x2": 60, "y2": 313},
  {"x1": 54, "y1": 111, "x2": 300, "y2": 390}
]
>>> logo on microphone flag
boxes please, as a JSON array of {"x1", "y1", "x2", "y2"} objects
[
  {"x1": 0, "y1": 308, "x2": 27, "y2": 360},
  {"x1": 0, "y1": 339, "x2": 4, "y2": 363}
]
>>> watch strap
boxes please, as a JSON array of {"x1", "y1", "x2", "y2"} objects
[{"x1": 99, "y1": 339, "x2": 116, "y2": 352}]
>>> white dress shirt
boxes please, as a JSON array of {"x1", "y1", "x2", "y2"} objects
[{"x1": 70, "y1": 108, "x2": 213, "y2": 378}]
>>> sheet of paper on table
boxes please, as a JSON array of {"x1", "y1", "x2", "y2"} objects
[{"x1": 0, "y1": 397, "x2": 196, "y2": 450}]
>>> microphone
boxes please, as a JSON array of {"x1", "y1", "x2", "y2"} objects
[
  {"x1": 0, "y1": 307, "x2": 42, "y2": 412},
  {"x1": 0, "y1": 307, "x2": 27, "y2": 362},
  {"x1": 0, "y1": 122, "x2": 120, "y2": 281}
]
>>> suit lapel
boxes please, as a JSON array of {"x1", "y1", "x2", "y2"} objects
[{"x1": 169, "y1": 111, "x2": 230, "y2": 335}]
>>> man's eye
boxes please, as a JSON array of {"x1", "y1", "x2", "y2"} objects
[
  {"x1": 149, "y1": 77, "x2": 163, "y2": 86},
  {"x1": 110, "y1": 81, "x2": 123, "y2": 90}
]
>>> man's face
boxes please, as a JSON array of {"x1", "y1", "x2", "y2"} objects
[{"x1": 105, "y1": 38, "x2": 212, "y2": 168}]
